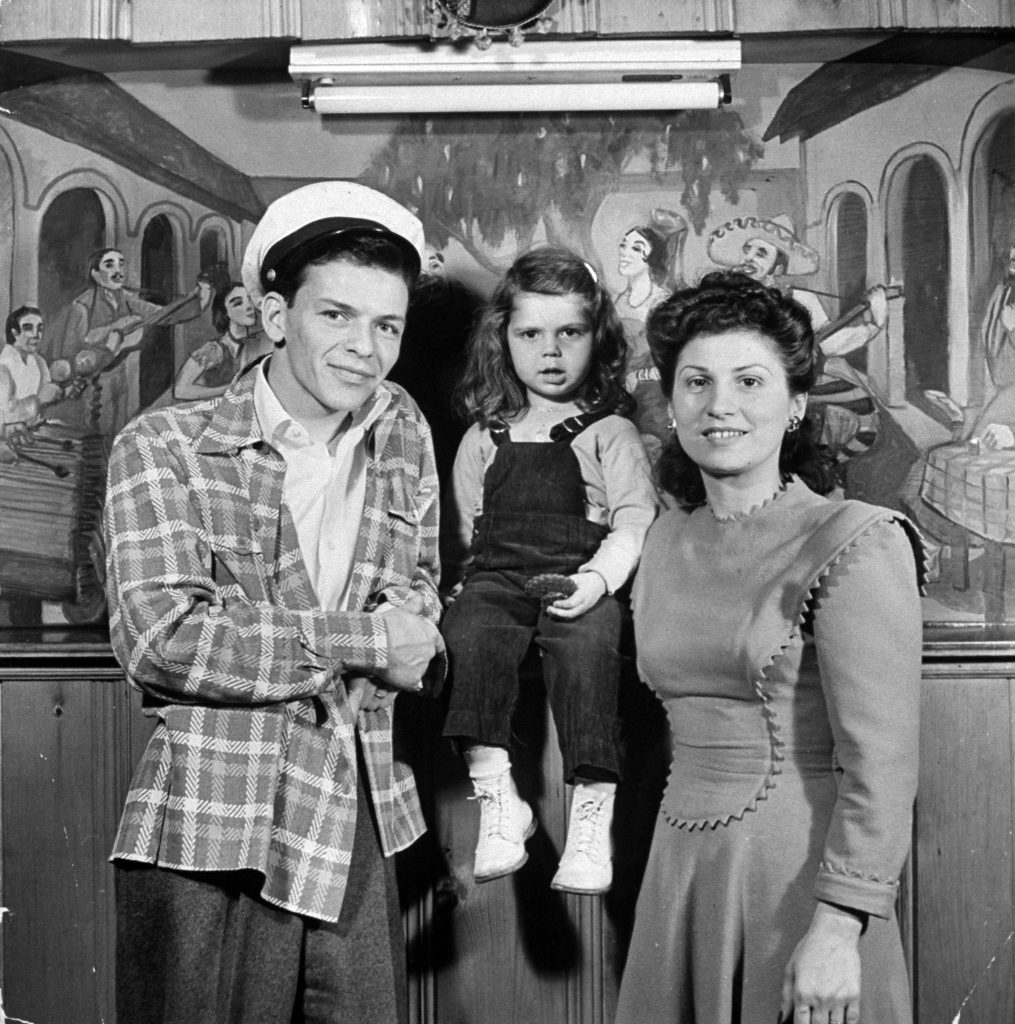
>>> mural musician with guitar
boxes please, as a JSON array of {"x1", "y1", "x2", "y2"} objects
[{"x1": 45, "y1": 246, "x2": 212, "y2": 435}]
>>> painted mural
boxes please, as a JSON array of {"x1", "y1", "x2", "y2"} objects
[{"x1": 3, "y1": 39, "x2": 1015, "y2": 629}]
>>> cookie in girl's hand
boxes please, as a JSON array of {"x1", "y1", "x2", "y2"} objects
[{"x1": 524, "y1": 573, "x2": 577, "y2": 609}]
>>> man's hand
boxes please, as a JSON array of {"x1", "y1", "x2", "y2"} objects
[
  {"x1": 545, "y1": 571, "x2": 607, "y2": 620},
  {"x1": 373, "y1": 592, "x2": 440, "y2": 690}
]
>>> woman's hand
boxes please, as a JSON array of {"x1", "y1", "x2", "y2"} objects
[
  {"x1": 780, "y1": 903, "x2": 862, "y2": 1024},
  {"x1": 545, "y1": 571, "x2": 607, "y2": 619}
]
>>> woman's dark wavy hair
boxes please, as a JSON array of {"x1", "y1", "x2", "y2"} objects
[
  {"x1": 211, "y1": 281, "x2": 248, "y2": 335},
  {"x1": 624, "y1": 225, "x2": 670, "y2": 286},
  {"x1": 648, "y1": 270, "x2": 836, "y2": 508},
  {"x1": 455, "y1": 246, "x2": 634, "y2": 426}
]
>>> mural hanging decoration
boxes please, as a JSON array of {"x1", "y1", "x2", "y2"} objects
[
  {"x1": 427, "y1": 0, "x2": 556, "y2": 47},
  {"x1": 363, "y1": 110, "x2": 763, "y2": 270}
]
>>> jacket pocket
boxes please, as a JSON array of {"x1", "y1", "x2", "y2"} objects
[
  {"x1": 210, "y1": 538, "x2": 270, "y2": 601},
  {"x1": 383, "y1": 481, "x2": 425, "y2": 581}
]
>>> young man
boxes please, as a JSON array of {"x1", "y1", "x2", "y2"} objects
[
  {"x1": 104, "y1": 181, "x2": 444, "y2": 1024},
  {"x1": 48, "y1": 247, "x2": 211, "y2": 433}
]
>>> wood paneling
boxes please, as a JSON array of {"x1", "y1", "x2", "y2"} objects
[
  {"x1": 1, "y1": 671, "x2": 121, "y2": 1023},
  {"x1": 0, "y1": 0, "x2": 127, "y2": 43},
  {"x1": 596, "y1": 0, "x2": 733, "y2": 34},
  {"x1": 2, "y1": 0, "x2": 1014, "y2": 44},
  {"x1": 3, "y1": 648, "x2": 1015, "y2": 1023},
  {"x1": 428, "y1": 658, "x2": 667, "y2": 1024},
  {"x1": 129, "y1": 0, "x2": 301, "y2": 43},
  {"x1": 0, "y1": 663, "x2": 155, "y2": 1024},
  {"x1": 904, "y1": 0, "x2": 1015, "y2": 30},
  {"x1": 914, "y1": 675, "x2": 1015, "y2": 1023}
]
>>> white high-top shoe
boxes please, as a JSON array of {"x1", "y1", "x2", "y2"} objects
[
  {"x1": 551, "y1": 784, "x2": 615, "y2": 895},
  {"x1": 470, "y1": 769, "x2": 536, "y2": 882}
]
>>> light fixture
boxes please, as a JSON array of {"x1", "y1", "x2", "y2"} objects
[{"x1": 290, "y1": 38, "x2": 740, "y2": 115}]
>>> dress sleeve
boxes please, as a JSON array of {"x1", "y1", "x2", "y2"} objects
[{"x1": 811, "y1": 517, "x2": 922, "y2": 919}]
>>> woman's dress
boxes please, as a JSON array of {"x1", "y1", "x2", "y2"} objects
[{"x1": 615, "y1": 479, "x2": 925, "y2": 1024}]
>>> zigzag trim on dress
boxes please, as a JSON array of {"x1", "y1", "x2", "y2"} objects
[{"x1": 660, "y1": 511, "x2": 927, "y2": 832}]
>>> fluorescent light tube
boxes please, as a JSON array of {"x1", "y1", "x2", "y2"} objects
[{"x1": 307, "y1": 79, "x2": 730, "y2": 114}]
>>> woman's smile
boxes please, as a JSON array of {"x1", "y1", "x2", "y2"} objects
[{"x1": 670, "y1": 327, "x2": 806, "y2": 495}]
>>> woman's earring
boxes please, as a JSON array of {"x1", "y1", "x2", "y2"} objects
[
  {"x1": 786, "y1": 415, "x2": 801, "y2": 434},
  {"x1": 667, "y1": 417, "x2": 678, "y2": 435}
]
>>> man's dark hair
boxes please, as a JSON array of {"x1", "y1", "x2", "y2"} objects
[
  {"x1": 5, "y1": 305, "x2": 41, "y2": 346},
  {"x1": 271, "y1": 230, "x2": 419, "y2": 307},
  {"x1": 85, "y1": 247, "x2": 122, "y2": 281}
]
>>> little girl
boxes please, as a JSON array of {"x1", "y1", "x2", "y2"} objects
[{"x1": 441, "y1": 246, "x2": 657, "y2": 895}]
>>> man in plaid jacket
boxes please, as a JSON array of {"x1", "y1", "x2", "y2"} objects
[{"x1": 104, "y1": 181, "x2": 444, "y2": 1024}]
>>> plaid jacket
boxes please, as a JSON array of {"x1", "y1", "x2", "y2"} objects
[{"x1": 104, "y1": 368, "x2": 443, "y2": 922}]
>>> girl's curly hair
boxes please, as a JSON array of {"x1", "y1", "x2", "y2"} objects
[{"x1": 455, "y1": 246, "x2": 634, "y2": 426}]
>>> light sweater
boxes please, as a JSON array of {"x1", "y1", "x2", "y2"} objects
[{"x1": 442, "y1": 413, "x2": 658, "y2": 593}]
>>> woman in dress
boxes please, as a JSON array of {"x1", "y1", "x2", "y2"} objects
[
  {"x1": 614, "y1": 224, "x2": 671, "y2": 352},
  {"x1": 614, "y1": 215, "x2": 685, "y2": 460},
  {"x1": 615, "y1": 271, "x2": 924, "y2": 1024},
  {"x1": 172, "y1": 281, "x2": 271, "y2": 401}
]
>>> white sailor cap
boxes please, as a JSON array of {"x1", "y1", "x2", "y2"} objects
[{"x1": 241, "y1": 181, "x2": 426, "y2": 304}]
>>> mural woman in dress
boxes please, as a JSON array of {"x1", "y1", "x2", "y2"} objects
[
  {"x1": 615, "y1": 211, "x2": 687, "y2": 462},
  {"x1": 172, "y1": 281, "x2": 271, "y2": 401}
]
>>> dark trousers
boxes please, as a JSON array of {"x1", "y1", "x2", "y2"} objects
[
  {"x1": 115, "y1": 768, "x2": 407, "y2": 1024},
  {"x1": 441, "y1": 569, "x2": 627, "y2": 781}
]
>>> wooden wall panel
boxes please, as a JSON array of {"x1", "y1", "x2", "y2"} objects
[
  {"x1": 299, "y1": 0, "x2": 426, "y2": 41},
  {"x1": 915, "y1": 674, "x2": 1015, "y2": 1024},
  {"x1": 431, "y1": 690, "x2": 587, "y2": 1024},
  {"x1": 0, "y1": 0, "x2": 127, "y2": 42},
  {"x1": 903, "y1": 0, "x2": 1015, "y2": 30},
  {"x1": 733, "y1": 0, "x2": 878, "y2": 34},
  {"x1": 427, "y1": 659, "x2": 667, "y2": 1024},
  {"x1": 0, "y1": 672, "x2": 124, "y2": 1024},
  {"x1": 2, "y1": 0, "x2": 1015, "y2": 45},
  {"x1": 129, "y1": 0, "x2": 300, "y2": 43},
  {"x1": 597, "y1": 0, "x2": 733, "y2": 34}
]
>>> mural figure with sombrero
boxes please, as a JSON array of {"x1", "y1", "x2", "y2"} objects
[{"x1": 708, "y1": 212, "x2": 890, "y2": 465}]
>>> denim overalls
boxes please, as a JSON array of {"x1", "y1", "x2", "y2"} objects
[{"x1": 441, "y1": 412, "x2": 626, "y2": 781}]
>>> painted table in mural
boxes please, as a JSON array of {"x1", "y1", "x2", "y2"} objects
[
  {"x1": 920, "y1": 442, "x2": 1015, "y2": 622},
  {"x1": 0, "y1": 423, "x2": 107, "y2": 620}
]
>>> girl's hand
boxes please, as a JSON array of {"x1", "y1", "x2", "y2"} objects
[
  {"x1": 546, "y1": 571, "x2": 607, "y2": 619},
  {"x1": 779, "y1": 903, "x2": 862, "y2": 1024}
]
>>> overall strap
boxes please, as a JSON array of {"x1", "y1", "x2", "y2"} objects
[
  {"x1": 488, "y1": 420, "x2": 511, "y2": 447},
  {"x1": 548, "y1": 408, "x2": 612, "y2": 442}
]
